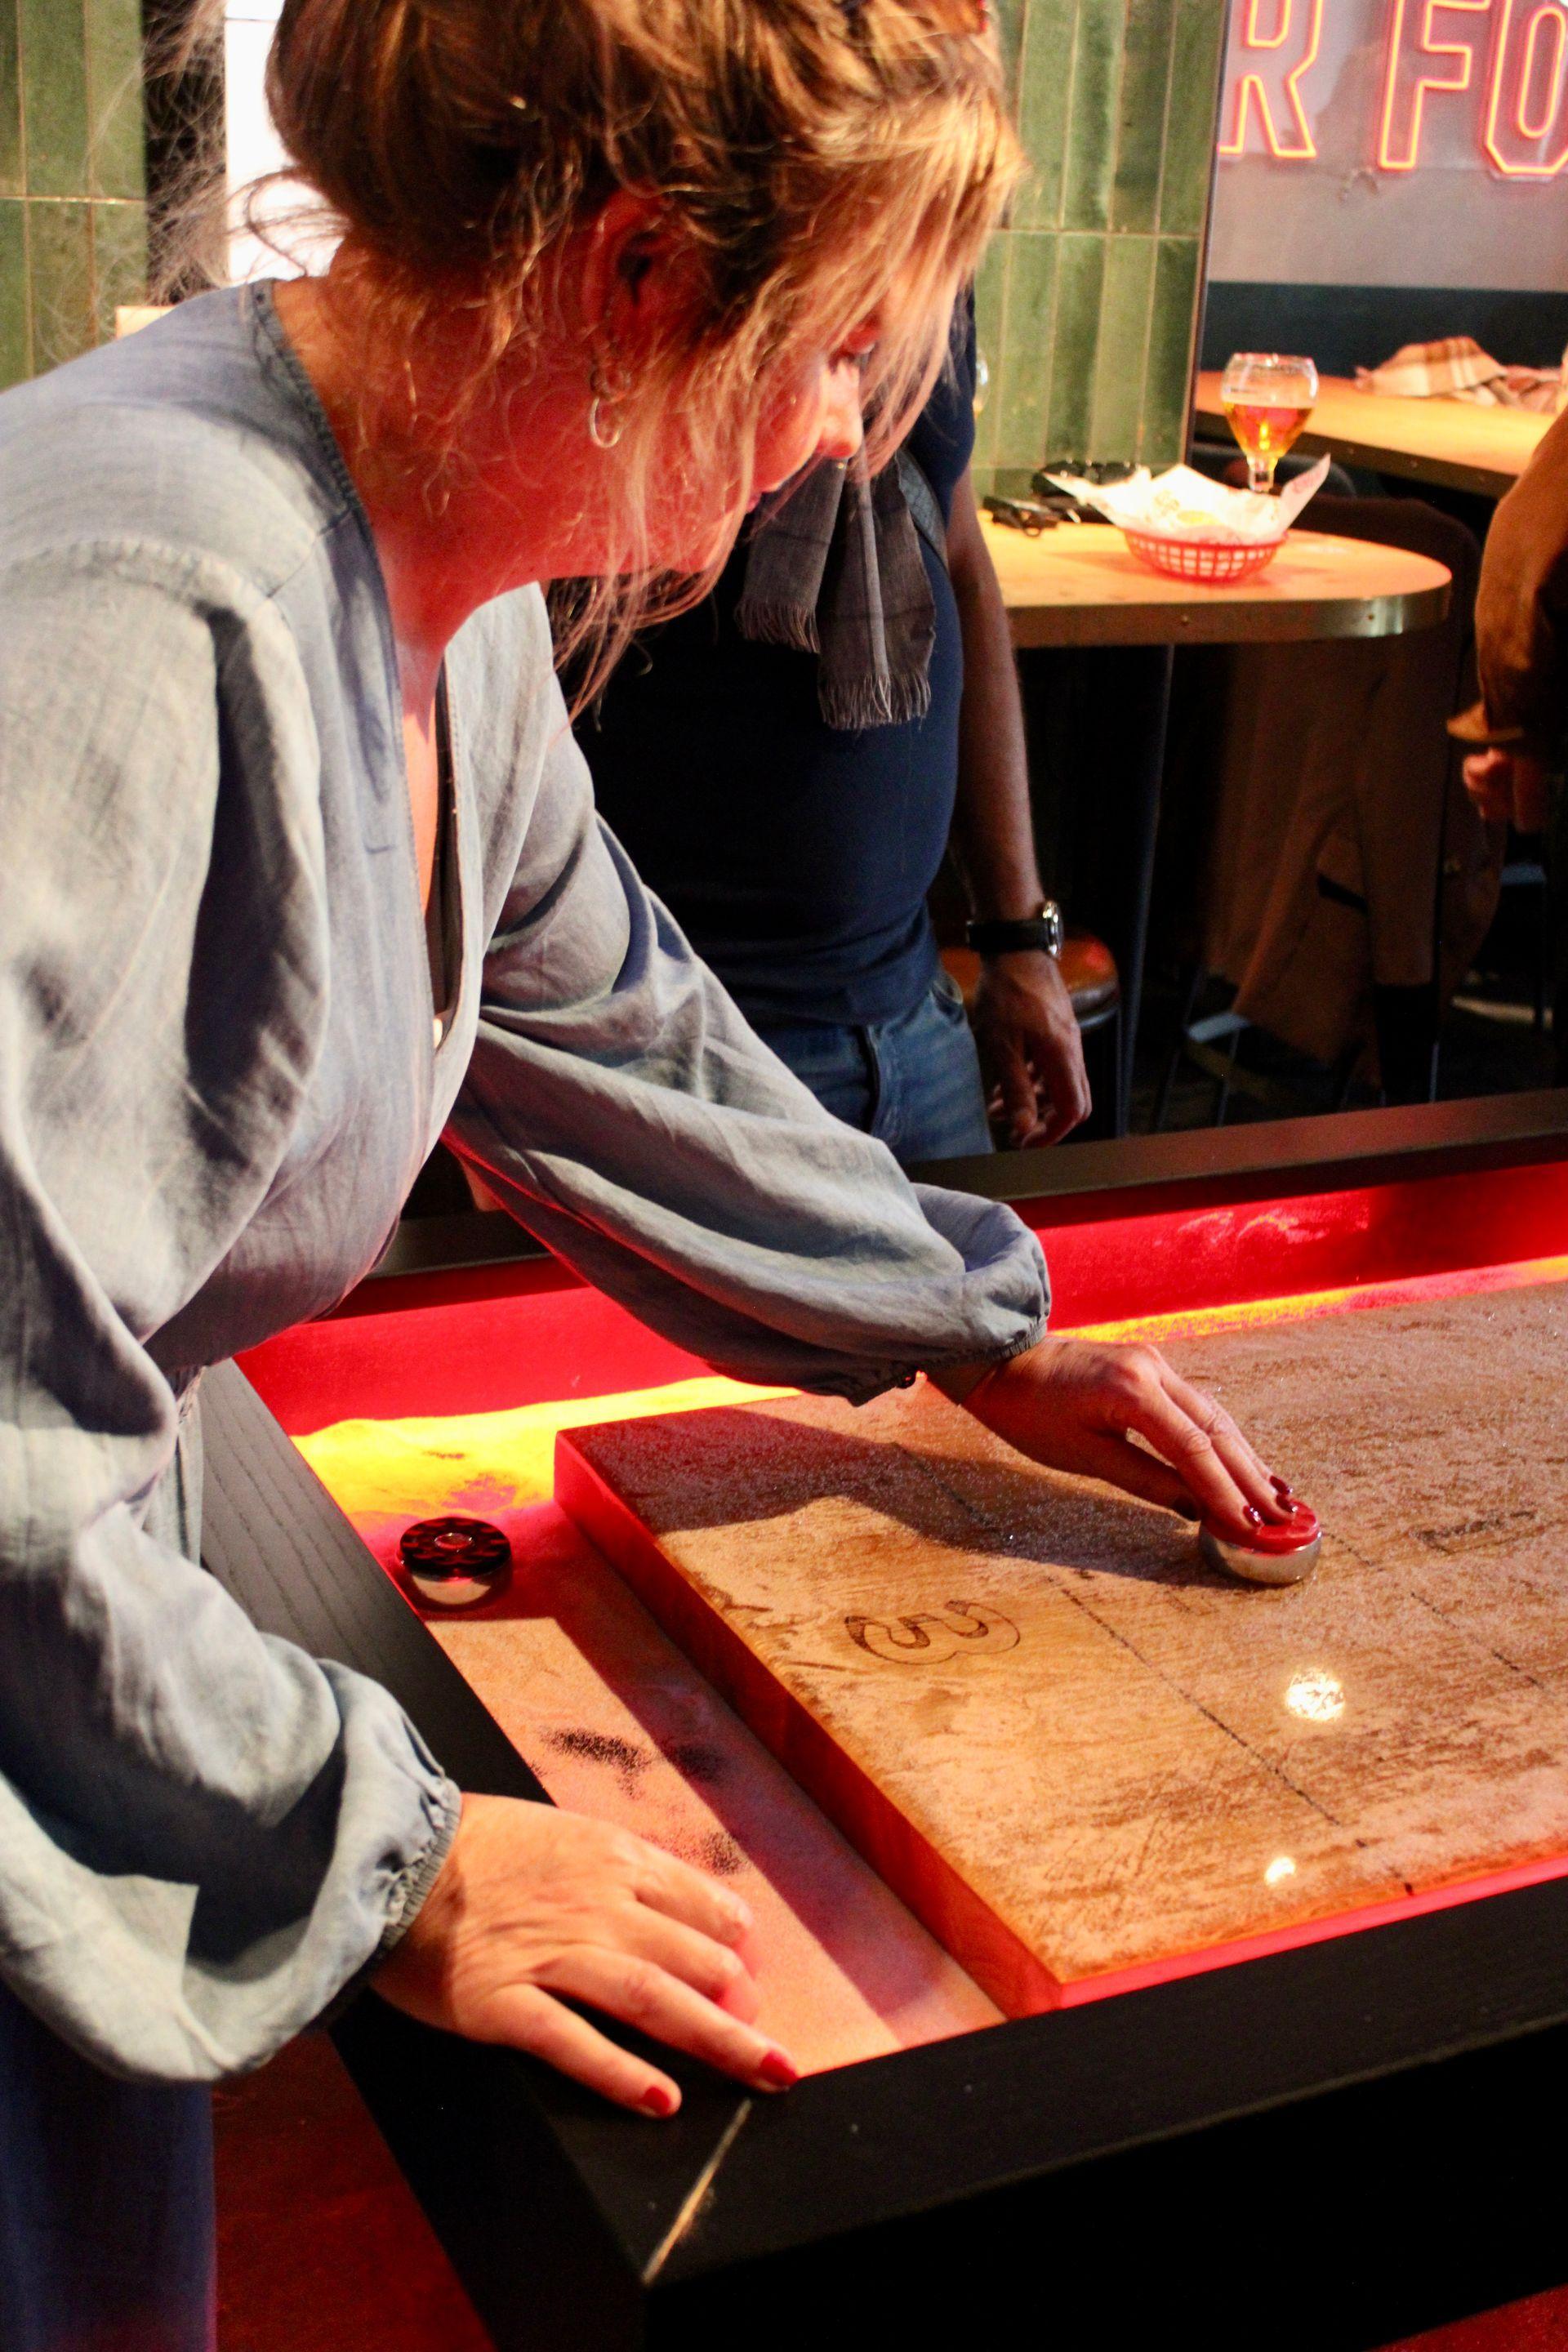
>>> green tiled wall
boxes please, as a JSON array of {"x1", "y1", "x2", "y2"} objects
[
  {"x1": 977, "y1": 0, "x2": 1227, "y2": 492},
  {"x1": 0, "y1": 0, "x2": 148, "y2": 387}
]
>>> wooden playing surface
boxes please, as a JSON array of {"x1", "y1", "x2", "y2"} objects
[{"x1": 558, "y1": 1272, "x2": 1568, "y2": 2014}]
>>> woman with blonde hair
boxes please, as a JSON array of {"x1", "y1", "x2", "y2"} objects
[{"x1": 0, "y1": 2, "x2": 1290, "y2": 2340}]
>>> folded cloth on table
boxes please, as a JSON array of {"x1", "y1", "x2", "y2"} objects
[{"x1": 1356, "y1": 335, "x2": 1567, "y2": 413}]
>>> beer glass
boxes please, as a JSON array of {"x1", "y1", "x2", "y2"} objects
[{"x1": 1220, "y1": 353, "x2": 1319, "y2": 493}]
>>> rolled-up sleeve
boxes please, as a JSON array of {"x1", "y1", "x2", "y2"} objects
[
  {"x1": 448, "y1": 718, "x2": 1049, "y2": 1399},
  {"x1": 0, "y1": 553, "x2": 459, "y2": 2084}
]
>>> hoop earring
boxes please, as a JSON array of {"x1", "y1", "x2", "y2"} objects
[
  {"x1": 587, "y1": 392, "x2": 624, "y2": 450},
  {"x1": 587, "y1": 351, "x2": 628, "y2": 450}
]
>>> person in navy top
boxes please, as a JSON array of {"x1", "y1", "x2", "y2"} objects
[{"x1": 581, "y1": 310, "x2": 1089, "y2": 1163}]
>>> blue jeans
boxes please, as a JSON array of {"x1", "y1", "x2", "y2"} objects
[{"x1": 755, "y1": 971, "x2": 994, "y2": 1164}]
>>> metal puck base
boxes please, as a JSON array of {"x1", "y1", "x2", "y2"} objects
[
  {"x1": 1200, "y1": 1521, "x2": 1321, "y2": 1587},
  {"x1": 399, "y1": 1516, "x2": 513, "y2": 1610}
]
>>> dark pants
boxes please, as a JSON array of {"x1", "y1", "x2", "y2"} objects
[{"x1": 755, "y1": 971, "x2": 993, "y2": 1165}]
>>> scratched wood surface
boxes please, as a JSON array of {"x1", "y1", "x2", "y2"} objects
[{"x1": 558, "y1": 1276, "x2": 1568, "y2": 2008}]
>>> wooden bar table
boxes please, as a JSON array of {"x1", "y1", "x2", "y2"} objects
[
  {"x1": 1194, "y1": 369, "x2": 1549, "y2": 501},
  {"x1": 980, "y1": 513, "x2": 1451, "y2": 1126}
]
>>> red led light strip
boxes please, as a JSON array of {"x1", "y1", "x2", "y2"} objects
[{"x1": 1066, "y1": 1247, "x2": 1568, "y2": 1347}]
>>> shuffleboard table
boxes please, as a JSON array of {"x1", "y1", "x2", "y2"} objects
[{"x1": 203, "y1": 1093, "x2": 1568, "y2": 2352}]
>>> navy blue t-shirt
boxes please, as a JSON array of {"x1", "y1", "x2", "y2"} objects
[{"x1": 580, "y1": 328, "x2": 975, "y2": 1028}]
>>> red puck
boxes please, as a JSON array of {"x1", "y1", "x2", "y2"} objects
[
  {"x1": 399, "y1": 1516, "x2": 512, "y2": 1608},
  {"x1": 1199, "y1": 1500, "x2": 1321, "y2": 1587}
]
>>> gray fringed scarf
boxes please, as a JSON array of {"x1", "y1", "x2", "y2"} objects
[{"x1": 735, "y1": 451, "x2": 941, "y2": 732}]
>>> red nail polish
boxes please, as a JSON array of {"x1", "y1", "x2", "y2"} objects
[
  {"x1": 758, "y1": 2049, "x2": 800, "y2": 2090},
  {"x1": 1244, "y1": 1503, "x2": 1263, "y2": 1526},
  {"x1": 642, "y1": 2083, "x2": 677, "y2": 2117},
  {"x1": 1271, "y1": 1476, "x2": 1295, "y2": 1499}
]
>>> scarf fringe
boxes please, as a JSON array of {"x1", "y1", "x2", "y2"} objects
[
  {"x1": 819, "y1": 672, "x2": 933, "y2": 733},
  {"x1": 733, "y1": 597, "x2": 822, "y2": 657}
]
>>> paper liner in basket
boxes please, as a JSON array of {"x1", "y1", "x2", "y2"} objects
[{"x1": 1045, "y1": 457, "x2": 1330, "y2": 544}]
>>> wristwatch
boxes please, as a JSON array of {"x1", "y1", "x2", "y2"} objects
[{"x1": 966, "y1": 900, "x2": 1064, "y2": 958}]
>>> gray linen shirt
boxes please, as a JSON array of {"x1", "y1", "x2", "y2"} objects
[{"x1": 0, "y1": 284, "x2": 1047, "y2": 2087}]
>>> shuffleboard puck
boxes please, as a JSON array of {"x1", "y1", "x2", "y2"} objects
[
  {"x1": 1200, "y1": 1499, "x2": 1321, "y2": 1588},
  {"x1": 399, "y1": 1516, "x2": 512, "y2": 1608}
]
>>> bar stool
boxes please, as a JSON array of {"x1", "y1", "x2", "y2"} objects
[{"x1": 940, "y1": 934, "x2": 1123, "y2": 1140}]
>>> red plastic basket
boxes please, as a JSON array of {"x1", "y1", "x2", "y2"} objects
[{"x1": 1120, "y1": 527, "x2": 1285, "y2": 584}]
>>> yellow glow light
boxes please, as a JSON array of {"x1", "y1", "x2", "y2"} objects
[{"x1": 1264, "y1": 1855, "x2": 1298, "y2": 1887}]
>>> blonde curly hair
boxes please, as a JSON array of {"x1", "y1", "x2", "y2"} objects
[{"x1": 167, "y1": 1, "x2": 1019, "y2": 686}]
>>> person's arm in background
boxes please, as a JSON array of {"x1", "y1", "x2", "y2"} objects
[
  {"x1": 944, "y1": 466, "x2": 1090, "y2": 1145},
  {"x1": 1454, "y1": 403, "x2": 1568, "y2": 830}
]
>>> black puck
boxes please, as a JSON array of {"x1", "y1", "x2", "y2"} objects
[{"x1": 399, "y1": 1516, "x2": 512, "y2": 1608}]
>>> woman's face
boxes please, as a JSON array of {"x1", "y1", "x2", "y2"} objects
[{"x1": 644, "y1": 325, "x2": 880, "y2": 576}]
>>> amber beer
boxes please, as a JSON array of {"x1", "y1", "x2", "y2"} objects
[
  {"x1": 1219, "y1": 353, "x2": 1318, "y2": 492},
  {"x1": 1221, "y1": 396, "x2": 1313, "y2": 470}
]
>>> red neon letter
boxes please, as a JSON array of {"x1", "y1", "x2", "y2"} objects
[
  {"x1": 1379, "y1": 0, "x2": 1493, "y2": 169},
  {"x1": 1485, "y1": 0, "x2": 1568, "y2": 173},
  {"x1": 1218, "y1": 0, "x2": 1325, "y2": 159}
]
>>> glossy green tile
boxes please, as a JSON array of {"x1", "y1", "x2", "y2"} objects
[
  {"x1": 978, "y1": 3, "x2": 1221, "y2": 494},
  {"x1": 20, "y1": 0, "x2": 88, "y2": 198},
  {"x1": 1089, "y1": 232, "x2": 1156, "y2": 460},
  {"x1": 85, "y1": 0, "x2": 143, "y2": 200},
  {"x1": 1, "y1": 0, "x2": 23, "y2": 198},
  {"x1": 1160, "y1": 0, "x2": 1226, "y2": 235},
  {"x1": 0, "y1": 196, "x2": 28, "y2": 381},
  {"x1": 1060, "y1": 0, "x2": 1122, "y2": 232},
  {"x1": 994, "y1": 229, "x2": 1057, "y2": 469},
  {"x1": 1013, "y1": 0, "x2": 1076, "y2": 229},
  {"x1": 970, "y1": 234, "x2": 1009, "y2": 474},
  {"x1": 29, "y1": 195, "x2": 91, "y2": 371},
  {"x1": 90, "y1": 195, "x2": 142, "y2": 338},
  {"x1": 1139, "y1": 235, "x2": 1200, "y2": 465},
  {"x1": 993, "y1": 0, "x2": 1027, "y2": 98},
  {"x1": 1111, "y1": 0, "x2": 1175, "y2": 234},
  {"x1": 1043, "y1": 229, "x2": 1105, "y2": 463}
]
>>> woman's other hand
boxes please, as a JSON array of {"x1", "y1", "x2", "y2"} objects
[
  {"x1": 940, "y1": 1338, "x2": 1290, "y2": 1537},
  {"x1": 376, "y1": 1796, "x2": 796, "y2": 2116},
  {"x1": 1463, "y1": 746, "x2": 1550, "y2": 831}
]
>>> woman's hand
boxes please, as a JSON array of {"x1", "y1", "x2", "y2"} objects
[
  {"x1": 376, "y1": 1795, "x2": 796, "y2": 2117},
  {"x1": 946, "y1": 1337, "x2": 1290, "y2": 1535}
]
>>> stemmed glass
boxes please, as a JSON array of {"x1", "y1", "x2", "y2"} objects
[{"x1": 1220, "y1": 353, "x2": 1319, "y2": 493}]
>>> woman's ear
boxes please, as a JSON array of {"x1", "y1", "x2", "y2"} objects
[{"x1": 575, "y1": 188, "x2": 696, "y2": 360}]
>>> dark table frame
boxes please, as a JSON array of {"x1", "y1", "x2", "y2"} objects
[{"x1": 203, "y1": 1094, "x2": 1568, "y2": 2352}]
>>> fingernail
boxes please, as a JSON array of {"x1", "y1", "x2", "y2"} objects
[
  {"x1": 757, "y1": 2048, "x2": 799, "y2": 2090},
  {"x1": 725, "y1": 1896, "x2": 754, "y2": 1935},
  {"x1": 642, "y1": 2082, "x2": 678, "y2": 2117},
  {"x1": 1271, "y1": 1476, "x2": 1295, "y2": 1499},
  {"x1": 1244, "y1": 1503, "x2": 1263, "y2": 1526}
]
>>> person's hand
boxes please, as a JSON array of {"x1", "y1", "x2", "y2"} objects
[
  {"x1": 1463, "y1": 746, "x2": 1551, "y2": 831},
  {"x1": 946, "y1": 1336, "x2": 1290, "y2": 1536},
  {"x1": 376, "y1": 1795, "x2": 796, "y2": 2116},
  {"x1": 971, "y1": 952, "x2": 1091, "y2": 1146}
]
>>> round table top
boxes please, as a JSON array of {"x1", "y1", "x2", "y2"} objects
[{"x1": 981, "y1": 516, "x2": 1452, "y2": 648}]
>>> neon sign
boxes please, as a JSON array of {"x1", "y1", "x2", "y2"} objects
[
  {"x1": 1219, "y1": 0, "x2": 1325, "y2": 159},
  {"x1": 1222, "y1": 0, "x2": 1568, "y2": 176}
]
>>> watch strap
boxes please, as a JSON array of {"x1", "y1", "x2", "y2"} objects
[{"x1": 966, "y1": 902, "x2": 1063, "y2": 957}]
